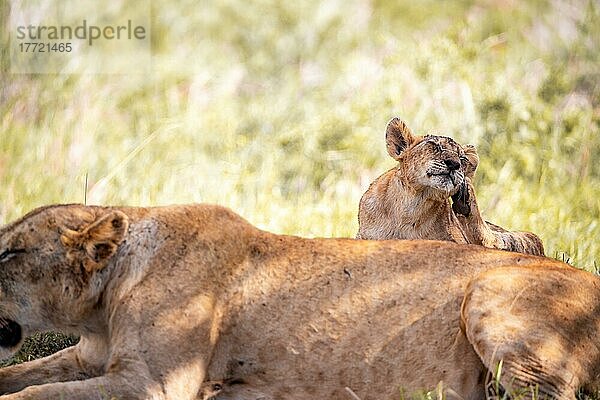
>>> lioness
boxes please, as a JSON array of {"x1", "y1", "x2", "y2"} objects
[
  {"x1": 356, "y1": 117, "x2": 544, "y2": 256},
  {"x1": 0, "y1": 204, "x2": 587, "y2": 400}
]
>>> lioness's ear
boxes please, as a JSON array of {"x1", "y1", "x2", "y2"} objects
[
  {"x1": 61, "y1": 211, "x2": 129, "y2": 273},
  {"x1": 462, "y1": 144, "x2": 479, "y2": 179},
  {"x1": 386, "y1": 117, "x2": 416, "y2": 161}
]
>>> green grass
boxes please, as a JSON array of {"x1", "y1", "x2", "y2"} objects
[{"x1": 1, "y1": 0, "x2": 599, "y2": 394}]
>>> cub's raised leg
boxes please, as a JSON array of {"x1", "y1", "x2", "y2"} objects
[{"x1": 453, "y1": 178, "x2": 544, "y2": 256}]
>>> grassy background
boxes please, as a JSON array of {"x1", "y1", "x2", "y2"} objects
[
  {"x1": 2, "y1": 0, "x2": 599, "y2": 268},
  {"x1": 0, "y1": 0, "x2": 599, "y2": 390}
]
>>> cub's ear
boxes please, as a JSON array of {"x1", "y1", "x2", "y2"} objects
[
  {"x1": 60, "y1": 211, "x2": 129, "y2": 273},
  {"x1": 462, "y1": 144, "x2": 479, "y2": 179},
  {"x1": 386, "y1": 117, "x2": 416, "y2": 161}
]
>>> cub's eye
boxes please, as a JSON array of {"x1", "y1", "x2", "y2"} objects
[
  {"x1": 459, "y1": 155, "x2": 469, "y2": 164},
  {"x1": 0, "y1": 249, "x2": 26, "y2": 263},
  {"x1": 427, "y1": 141, "x2": 444, "y2": 152}
]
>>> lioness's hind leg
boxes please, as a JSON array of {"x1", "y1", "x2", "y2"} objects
[{"x1": 462, "y1": 265, "x2": 600, "y2": 400}]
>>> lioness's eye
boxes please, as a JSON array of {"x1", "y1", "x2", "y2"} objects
[{"x1": 0, "y1": 249, "x2": 26, "y2": 263}]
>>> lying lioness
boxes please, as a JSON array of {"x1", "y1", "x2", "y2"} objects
[
  {"x1": 357, "y1": 117, "x2": 544, "y2": 256},
  {"x1": 0, "y1": 204, "x2": 592, "y2": 399}
]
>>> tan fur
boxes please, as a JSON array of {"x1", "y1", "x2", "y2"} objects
[
  {"x1": 357, "y1": 117, "x2": 544, "y2": 256},
  {"x1": 0, "y1": 203, "x2": 579, "y2": 400}
]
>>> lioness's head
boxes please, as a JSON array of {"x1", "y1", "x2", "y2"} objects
[
  {"x1": 0, "y1": 205, "x2": 128, "y2": 359},
  {"x1": 385, "y1": 117, "x2": 479, "y2": 203}
]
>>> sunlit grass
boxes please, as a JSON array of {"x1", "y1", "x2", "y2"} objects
[
  {"x1": 1, "y1": 0, "x2": 598, "y2": 265},
  {"x1": 2, "y1": 1, "x2": 598, "y2": 268}
]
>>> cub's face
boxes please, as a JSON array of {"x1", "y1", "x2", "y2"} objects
[
  {"x1": 0, "y1": 206, "x2": 128, "y2": 359},
  {"x1": 402, "y1": 135, "x2": 471, "y2": 195},
  {"x1": 385, "y1": 117, "x2": 479, "y2": 201}
]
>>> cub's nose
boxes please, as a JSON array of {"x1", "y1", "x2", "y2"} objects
[{"x1": 444, "y1": 159, "x2": 460, "y2": 171}]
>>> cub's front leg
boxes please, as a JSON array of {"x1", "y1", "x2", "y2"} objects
[
  {"x1": 453, "y1": 178, "x2": 544, "y2": 256},
  {"x1": 452, "y1": 178, "x2": 495, "y2": 247}
]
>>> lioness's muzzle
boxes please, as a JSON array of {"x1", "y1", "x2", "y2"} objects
[{"x1": 0, "y1": 317, "x2": 22, "y2": 348}]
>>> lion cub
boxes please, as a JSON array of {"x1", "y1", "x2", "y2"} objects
[{"x1": 357, "y1": 117, "x2": 544, "y2": 256}]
